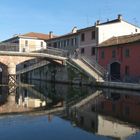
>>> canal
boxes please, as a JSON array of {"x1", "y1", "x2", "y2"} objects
[{"x1": 0, "y1": 80, "x2": 140, "y2": 140}]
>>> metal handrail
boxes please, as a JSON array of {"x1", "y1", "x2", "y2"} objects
[{"x1": 79, "y1": 55, "x2": 107, "y2": 77}]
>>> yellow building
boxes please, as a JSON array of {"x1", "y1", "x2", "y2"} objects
[{"x1": 0, "y1": 32, "x2": 55, "y2": 52}]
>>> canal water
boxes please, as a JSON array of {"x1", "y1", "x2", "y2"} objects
[{"x1": 0, "y1": 80, "x2": 140, "y2": 140}]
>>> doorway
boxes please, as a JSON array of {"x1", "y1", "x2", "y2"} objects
[{"x1": 110, "y1": 62, "x2": 121, "y2": 80}]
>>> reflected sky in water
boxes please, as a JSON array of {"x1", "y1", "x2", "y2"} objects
[
  {"x1": 0, "y1": 80, "x2": 140, "y2": 139},
  {"x1": 0, "y1": 115, "x2": 109, "y2": 140}
]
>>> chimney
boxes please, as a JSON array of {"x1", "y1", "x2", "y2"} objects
[
  {"x1": 96, "y1": 20, "x2": 100, "y2": 25},
  {"x1": 95, "y1": 20, "x2": 100, "y2": 26},
  {"x1": 72, "y1": 26, "x2": 77, "y2": 33},
  {"x1": 118, "y1": 14, "x2": 122, "y2": 21},
  {"x1": 49, "y1": 31, "x2": 53, "y2": 39}
]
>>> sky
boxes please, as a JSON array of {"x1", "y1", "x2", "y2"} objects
[{"x1": 0, "y1": 0, "x2": 140, "y2": 41}]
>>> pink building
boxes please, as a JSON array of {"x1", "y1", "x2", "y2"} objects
[{"x1": 98, "y1": 33, "x2": 140, "y2": 82}]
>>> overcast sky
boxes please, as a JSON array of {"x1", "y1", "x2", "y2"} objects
[{"x1": 0, "y1": 0, "x2": 139, "y2": 41}]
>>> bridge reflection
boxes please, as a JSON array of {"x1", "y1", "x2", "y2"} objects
[
  {"x1": 0, "y1": 81, "x2": 140, "y2": 139},
  {"x1": 65, "y1": 89, "x2": 140, "y2": 139}
]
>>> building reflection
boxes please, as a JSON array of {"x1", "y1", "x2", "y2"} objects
[
  {"x1": 16, "y1": 87, "x2": 47, "y2": 108},
  {"x1": 67, "y1": 89, "x2": 140, "y2": 140},
  {"x1": 96, "y1": 89, "x2": 140, "y2": 124}
]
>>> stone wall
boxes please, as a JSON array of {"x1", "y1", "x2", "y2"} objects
[{"x1": 22, "y1": 62, "x2": 89, "y2": 85}]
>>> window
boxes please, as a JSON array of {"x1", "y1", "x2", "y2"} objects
[
  {"x1": 112, "y1": 103, "x2": 116, "y2": 112},
  {"x1": 81, "y1": 33, "x2": 85, "y2": 41},
  {"x1": 112, "y1": 49, "x2": 116, "y2": 58},
  {"x1": 53, "y1": 42, "x2": 57, "y2": 48},
  {"x1": 71, "y1": 38, "x2": 74, "y2": 46},
  {"x1": 25, "y1": 40, "x2": 28, "y2": 47},
  {"x1": 64, "y1": 40, "x2": 66, "y2": 47},
  {"x1": 80, "y1": 116, "x2": 84, "y2": 125},
  {"x1": 125, "y1": 48, "x2": 130, "y2": 57},
  {"x1": 91, "y1": 31, "x2": 95, "y2": 40},
  {"x1": 61, "y1": 41, "x2": 63, "y2": 47},
  {"x1": 101, "y1": 50, "x2": 105, "y2": 59},
  {"x1": 48, "y1": 43, "x2": 51, "y2": 47},
  {"x1": 41, "y1": 42, "x2": 43, "y2": 48},
  {"x1": 57, "y1": 42, "x2": 60, "y2": 48},
  {"x1": 74, "y1": 38, "x2": 77, "y2": 46},
  {"x1": 124, "y1": 106, "x2": 130, "y2": 116},
  {"x1": 66, "y1": 39, "x2": 69, "y2": 46},
  {"x1": 91, "y1": 47, "x2": 95, "y2": 55},
  {"x1": 81, "y1": 48, "x2": 85, "y2": 54},
  {"x1": 91, "y1": 121, "x2": 95, "y2": 130},
  {"x1": 125, "y1": 65, "x2": 129, "y2": 75}
]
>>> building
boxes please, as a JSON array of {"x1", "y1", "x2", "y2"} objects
[
  {"x1": 0, "y1": 32, "x2": 56, "y2": 52},
  {"x1": 98, "y1": 33, "x2": 140, "y2": 82},
  {"x1": 46, "y1": 27, "x2": 78, "y2": 54},
  {"x1": 46, "y1": 15, "x2": 140, "y2": 61}
]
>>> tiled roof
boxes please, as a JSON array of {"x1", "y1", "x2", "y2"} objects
[
  {"x1": 99, "y1": 33, "x2": 140, "y2": 47},
  {"x1": 22, "y1": 32, "x2": 56, "y2": 40}
]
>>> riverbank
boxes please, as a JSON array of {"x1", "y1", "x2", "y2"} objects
[{"x1": 95, "y1": 81, "x2": 140, "y2": 91}]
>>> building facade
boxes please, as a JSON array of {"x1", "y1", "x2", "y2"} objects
[
  {"x1": 46, "y1": 27, "x2": 78, "y2": 54},
  {"x1": 98, "y1": 33, "x2": 140, "y2": 82},
  {"x1": 46, "y1": 15, "x2": 140, "y2": 61},
  {"x1": 0, "y1": 32, "x2": 55, "y2": 52}
]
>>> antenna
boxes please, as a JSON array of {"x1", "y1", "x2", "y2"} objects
[
  {"x1": 86, "y1": 14, "x2": 90, "y2": 26},
  {"x1": 133, "y1": 18, "x2": 139, "y2": 33},
  {"x1": 133, "y1": 17, "x2": 138, "y2": 26}
]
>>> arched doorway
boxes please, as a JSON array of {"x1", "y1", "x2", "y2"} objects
[
  {"x1": 0, "y1": 63, "x2": 8, "y2": 85},
  {"x1": 110, "y1": 62, "x2": 121, "y2": 80}
]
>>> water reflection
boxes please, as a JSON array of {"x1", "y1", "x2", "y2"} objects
[
  {"x1": 0, "y1": 81, "x2": 140, "y2": 139},
  {"x1": 66, "y1": 88, "x2": 140, "y2": 139},
  {"x1": 16, "y1": 87, "x2": 47, "y2": 108}
]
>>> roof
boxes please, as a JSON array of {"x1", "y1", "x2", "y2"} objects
[
  {"x1": 46, "y1": 32, "x2": 78, "y2": 41},
  {"x1": 78, "y1": 18, "x2": 121, "y2": 32},
  {"x1": 1, "y1": 32, "x2": 57, "y2": 43},
  {"x1": 99, "y1": 33, "x2": 140, "y2": 47},
  {"x1": 21, "y1": 32, "x2": 56, "y2": 40},
  {"x1": 98, "y1": 19, "x2": 120, "y2": 26},
  {"x1": 46, "y1": 18, "x2": 122, "y2": 41}
]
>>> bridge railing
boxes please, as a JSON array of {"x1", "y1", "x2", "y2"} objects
[
  {"x1": 0, "y1": 43, "x2": 19, "y2": 51},
  {"x1": 0, "y1": 42, "x2": 69, "y2": 57},
  {"x1": 78, "y1": 55, "x2": 107, "y2": 78},
  {"x1": 33, "y1": 47, "x2": 69, "y2": 57}
]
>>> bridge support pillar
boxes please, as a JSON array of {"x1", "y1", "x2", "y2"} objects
[{"x1": 8, "y1": 63, "x2": 16, "y2": 87}]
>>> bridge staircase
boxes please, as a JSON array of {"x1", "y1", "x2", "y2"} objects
[{"x1": 68, "y1": 55, "x2": 107, "y2": 82}]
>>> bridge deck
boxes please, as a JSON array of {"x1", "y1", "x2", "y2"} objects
[{"x1": 0, "y1": 51, "x2": 67, "y2": 61}]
